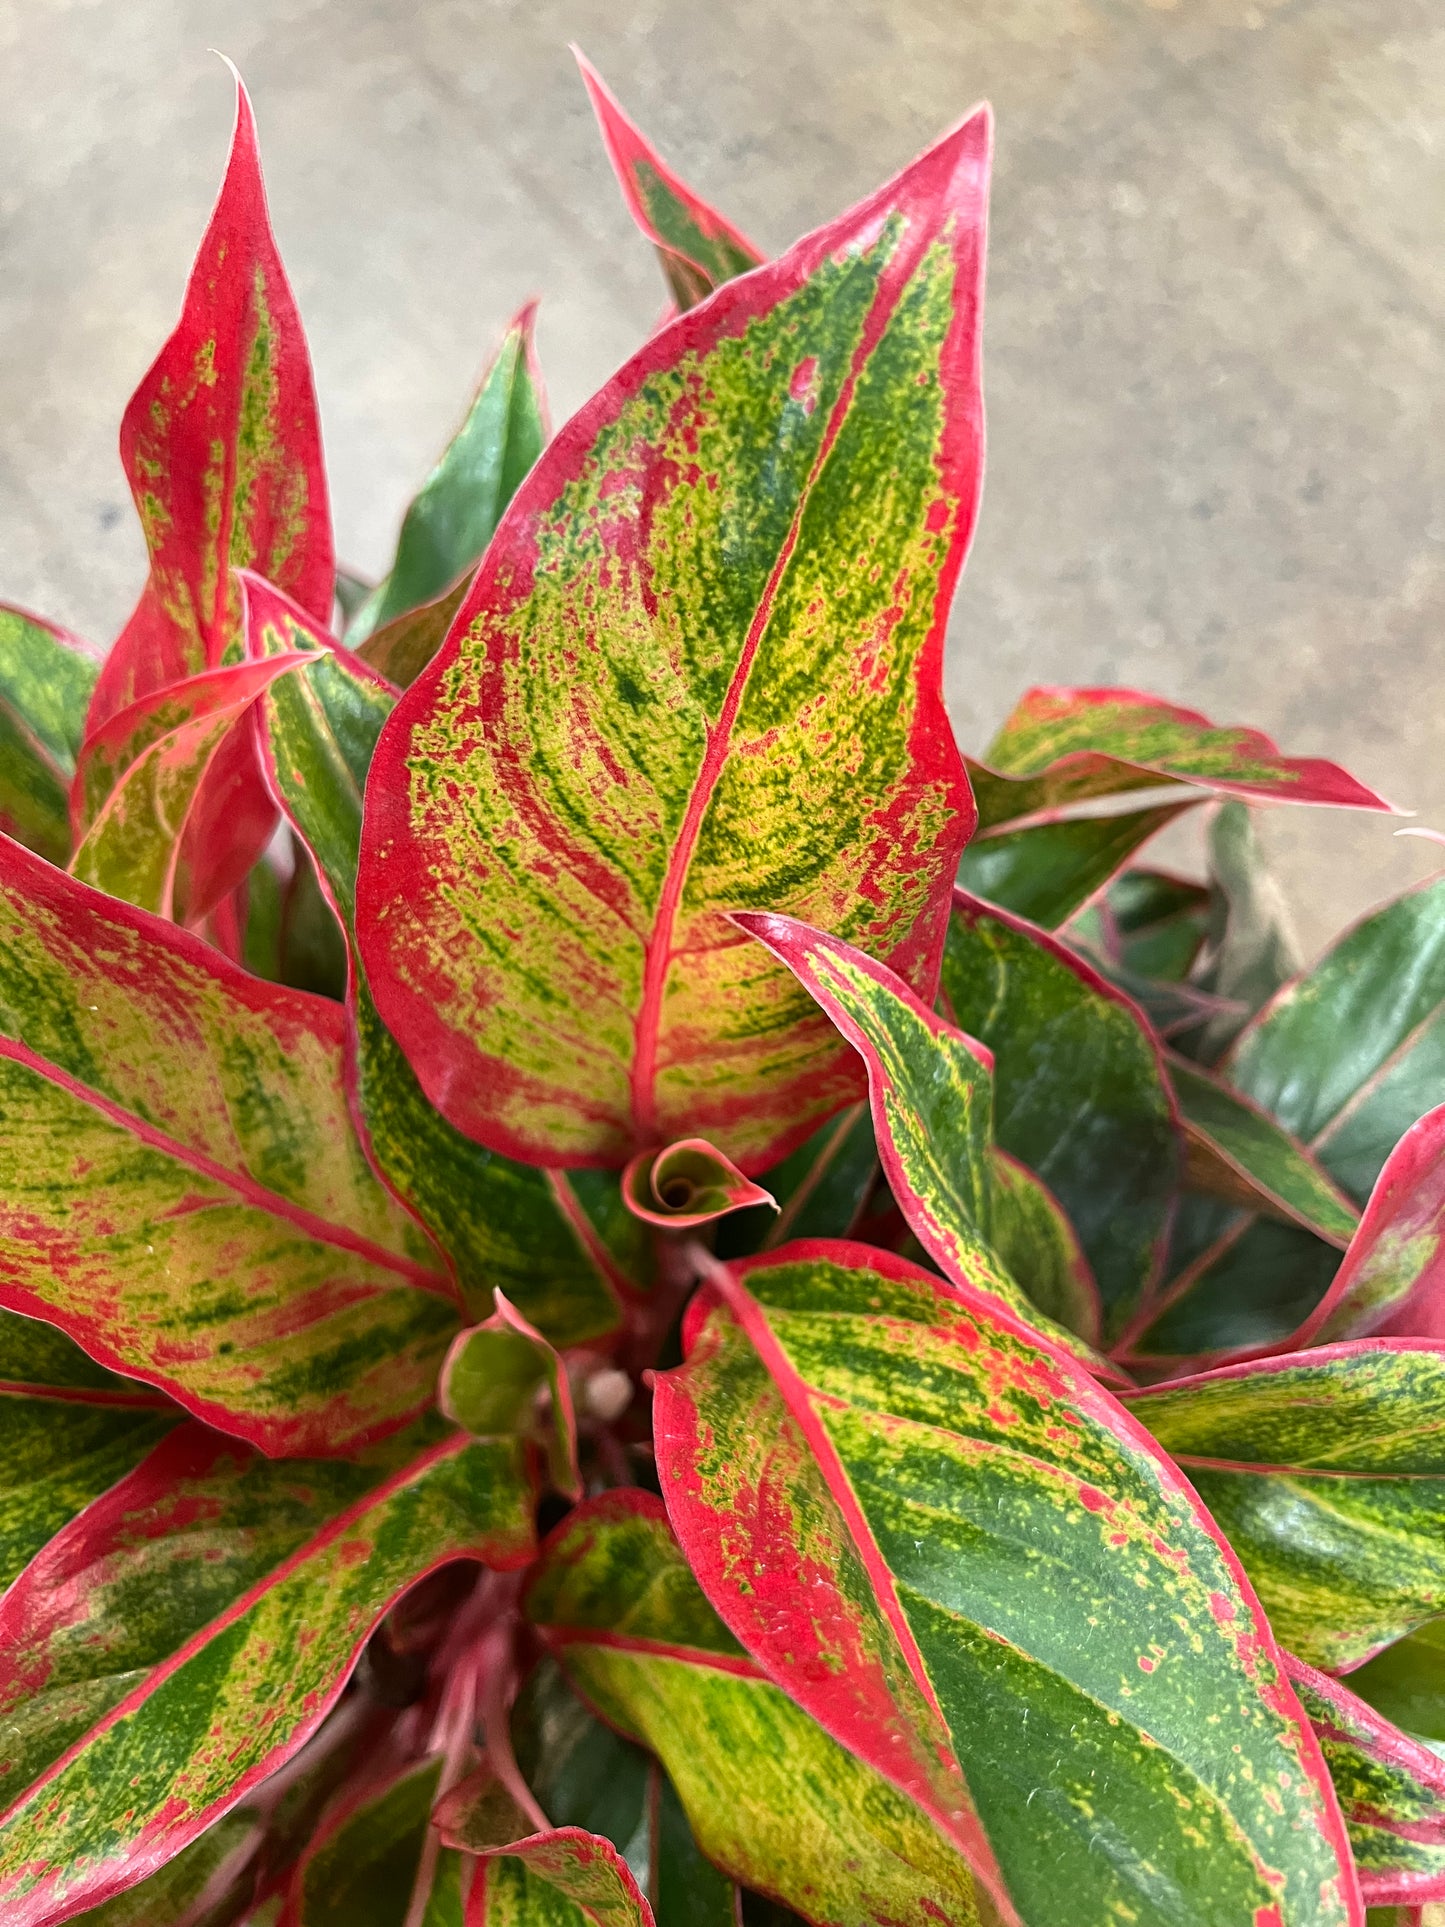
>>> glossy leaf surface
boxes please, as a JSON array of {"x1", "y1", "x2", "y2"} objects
[
  {"x1": 989, "y1": 1147, "x2": 1101, "y2": 1344},
  {"x1": 969, "y1": 685, "x2": 1393, "y2": 830},
  {"x1": 1126, "y1": 1343, "x2": 1445, "y2": 1669},
  {"x1": 623, "y1": 1138, "x2": 775, "y2": 1229},
  {"x1": 577, "y1": 53, "x2": 763, "y2": 308},
  {"x1": 357, "y1": 112, "x2": 991, "y2": 1170},
  {"x1": 440, "y1": 1293, "x2": 581, "y2": 1499},
  {"x1": 526, "y1": 1491, "x2": 985, "y2": 1927},
  {"x1": 246, "y1": 576, "x2": 642, "y2": 1342},
  {"x1": 1288, "y1": 1656, "x2": 1445, "y2": 1907},
  {"x1": 87, "y1": 80, "x2": 331, "y2": 729},
  {"x1": 737, "y1": 912, "x2": 1107, "y2": 1365},
  {"x1": 0, "y1": 1424, "x2": 532, "y2": 1925},
  {"x1": 0, "y1": 833, "x2": 456, "y2": 1454},
  {"x1": 956, "y1": 802, "x2": 1192, "y2": 930},
  {"x1": 71, "y1": 656, "x2": 305, "y2": 921},
  {"x1": 1169, "y1": 1054, "x2": 1359, "y2": 1246},
  {"x1": 653, "y1": 1242, "x2": 1358, "y2": 1927},
  {"x1": 345, "y1": 306, "x2": 547, "y2": 646},
  {"x1": 941, "y1": 890, "x2": 1180, "y2": 1341},
  {"x1": 0, "y1": 605, "x2": 97, "y2": 864}
]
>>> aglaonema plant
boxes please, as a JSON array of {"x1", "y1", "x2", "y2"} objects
[{"x1": 4, "y1": 51, "x2": 1445, "y2": 1927}]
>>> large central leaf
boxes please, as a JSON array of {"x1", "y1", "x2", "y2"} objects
[{"x1": 356, "y1": 113, "x2": 990, "y2": 1169}]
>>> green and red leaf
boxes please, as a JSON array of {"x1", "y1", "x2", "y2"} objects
[
  {"x1": 735, "y1": 911, "x2": 1110, "y2": 1364},
  {"x1": 1288, "y1": 1655, "x2": 1445, "y2": 1907},
  {"x1": 345, "y1": 305, "x2": 548, "y2": 649},
  {"x1": 355, "y1": 110, "x2": 991, "y2": 1170},
  {"x1": 968, "y1": 686, "x2": 1394, "y2": 830},
  {"x1": 439, "y1": 1292, "x2": 581, "y2": 1498},
  {"x1": 244, "y1": 574, "x2": 645, "y2": 1342},
  {"x1": 0, "y1": 833, "x2": 457, "y2": 1455},
  {"x1": 652, "y1": 1241, "x2": 1360, "y2": 1927},
  {"x1": 1125, "y1": 1342, "x2": 1445, "y2": 1670},
  {"x1": 576, "y1": 52, "x2": 763, "y2": 310},
  {"x1": 957, "y1": 801, "x2": 1196, "y2": 931},
  {"x1": 70, "y1": 655, "x2": 307, "y2": 921},
  {"x1": 0, "y1": 604, "x2": 98, "y2": 865},
  {"x1": 0, "y1": 1422, "x2": 532, "y2": 1925},
  {"x1": 526, "y1": 1490, "x2": 987, "y2": 1927},
  {"x1": 941, "y1": 890, "x2": 1181, "y2": 1341}
]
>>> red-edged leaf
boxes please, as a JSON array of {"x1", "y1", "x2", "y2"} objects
[
  {"x1": 576, "y1": 50, "x2": 764, "y2": 310},
  {"x1": 653, "y1": 1240, "x2": 1361, "y2": 1927},
  {"x1": 0, "y1": 834, "x2": 457, "y2": 1455},
  {"x1": 622, "y1": 1137, "x2": 775, "y2": 1229},
  {"x1": 969, "y1": 686, "x2": 1395, "y2": 830},
  {"x1": 82, "y1": 74, "x2": 332, "y2": 925},
  {"x1": 285, "y1": 1752, "x2": 462, "y2": 1927},
  {"x1": 1293, "y1": 1105, "x2": 1445, "y2": 1346},
  {"x1": 464, "y1": 1827, "x2": 655, "y2": 1927},
  {"x1": 989, "y1": 1146, "x2": 1103, "y2": 1346},
  {"x1": 356, "y1": 110, "x2": 990, "y2": 1170},
  {"x1": 734, "y1": 911, "x2": 1113, "y2": 1369},
  {"x1": 0, "y1": 1422, "x2": 532, "y2": 1926},
  {"x1": 439, "y1": 1291, "x2": 581, "y2": 1499},
  {"x1": 70, "y1": 655, "x2": 307, "y2": 921},
  {"x1": 1287, "y1": 1655, "x2": 1445, "y2": 1908}
]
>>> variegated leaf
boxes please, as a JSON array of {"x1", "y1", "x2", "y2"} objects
[
  {"x1": 288, "y1": 1753, "x2": 465, "y2": 1927},
  {"x1": 1125, "y1": 1342, "x2": 1445, "y2": 1670},
  {"x1": 0, "y1": 1422, "x2": 532, "y2": 1925},
  {"x1": 244, "y1": 574, "x2": 645, "y2": 1342},
  {"x1": 941, "y1": 890, "x2": 1180, "y2": 1342},
  {"x1": 65, "y1": 1811, "x2": 262, "y2": 1927},
  {"x1": 735, "y1": 912, "x2": 1110, "y2": 1366},
  {"x1": 0, "y1": 604, "x2": 98, "y2": 865},
  {"x1": 988, "y1": 1147, "x2": 1101, "y2": 1345},
  {"x1": 346, "y1": 305, "x2": 547, "y2": 648},
  {"x1": 1288, "y1": 1655, "x2": 1445, "y2": 1908},
  {"x1": 0, "y1": 1310, "x2": 177, "y2": 1593},
  {"x1": 461, "y1": 1826, "x2": 655, "y2": 1927},
  {"x1": 0, "y1": 834, "x2": 456, "y2": 1454},
  {"x1": 968, "y1": 686, "x2": 1393, "y2": 830},
  {"x1": 354, "y1": 573, "x2": 470, "y2": 692},
  {"x1": 653, "y1": 1242, "x2": 1360, "y2": 1927},
  {"x1": 526, "y1": 1490, "x2": 985, "y2": 1927},
  {"x1": 82, "y1": 77, "x2": 332, "y2": 921},
  {"x1": 356, "y1": 112, "x2": 991, "y2": 1170},
  {"x1": 576, "y1": 53, "x2": 763, "y2": 309},
  {"x1": 70, "y1": 655, "x2": 306, "y2": 921}
]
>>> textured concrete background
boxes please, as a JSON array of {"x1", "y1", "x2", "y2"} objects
[{"x1": 1, "y1": 0, "x2": 1441, "y2": 950}]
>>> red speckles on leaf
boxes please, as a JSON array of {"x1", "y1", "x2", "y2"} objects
[{"x1": 789, "y1": 357, "x2": 820, "y2": 412}]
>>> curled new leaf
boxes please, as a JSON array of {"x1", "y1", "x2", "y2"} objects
[
  {"x1": 576, "y1": 52, "x2": 764, "y2": 309},
  {"x1": 357, "y1": 110, "x2": 991, "y2": 1170},
  {"x1": 439, "y1": 1292, "x2": 581, "y2": 1499},
  {"x1": 0, "y1": 834, "x2": 457, "y2": 1455},
  {"x1": 460, "y1": 1823, "x2": 656, "y2": 1927},
  {"x1": 653, "y1": 1241, "x2": 1359, "y2": 1927},
  {"x1": 968, "y1": 685, "x2": 1394, "y2": 830},
  {"x1": 0, "y1": 1423, "x2": 533, "y2": 1925},
  {"x1": 623, "y1": 1138, "x2": 775, "y2": 1229}
]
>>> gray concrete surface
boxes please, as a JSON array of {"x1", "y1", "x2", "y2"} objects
[{"x1": 2, "y1": 0, "x2": 1441, "y2": 951}]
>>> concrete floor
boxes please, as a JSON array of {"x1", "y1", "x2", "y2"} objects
[{"x1": 2, "y1": 0, "x2": 1442, "y2": 952}]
